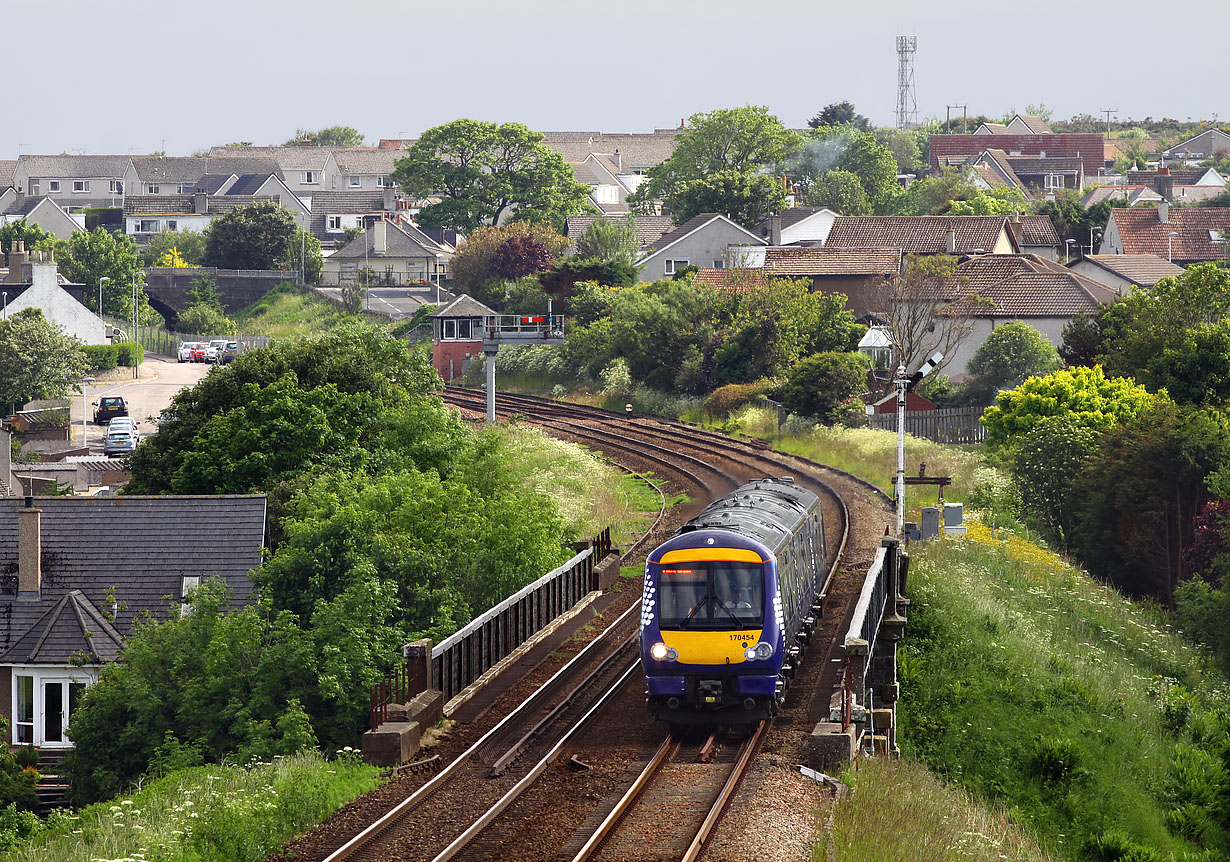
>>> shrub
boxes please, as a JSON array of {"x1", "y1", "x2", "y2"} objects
[
  {"x1": 779, "y1": 351, "x2": 869, "y2": 423},
  {"x1": 82, "y1": 344, "x2": 118, "y2": 371},
  {"x1": 1027, "y1": 735, "x2": 1083, "y2": 783},
  {"x1": 704, "y1": 379, "x2": 779, "y2": 416},
  {"x1": 114, "y1": 341, "x2": 144, "y2": 366}
]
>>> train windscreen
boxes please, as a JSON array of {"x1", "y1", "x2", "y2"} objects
[{"x1": 657, "y1": 563, "x2": 764, "y2": 629}]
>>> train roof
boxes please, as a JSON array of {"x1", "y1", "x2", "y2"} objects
[{"x1": 678, "y1": 478, "x2": 819, "y2": 553}]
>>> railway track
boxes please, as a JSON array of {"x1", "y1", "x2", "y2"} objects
[{"x1": 299, "y1": 388, "x2": 884, "y2": 862}]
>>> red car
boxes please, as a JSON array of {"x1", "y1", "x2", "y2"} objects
[{"x1": 189, "y1": 343, "x2": 208, "y2": 362}]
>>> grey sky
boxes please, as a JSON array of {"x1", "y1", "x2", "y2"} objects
[{"x1": 12, "y1": 0, "x2": 1227, "y2": 157}]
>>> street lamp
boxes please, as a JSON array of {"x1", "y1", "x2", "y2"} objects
[
  {"x1": 131, "y1": 271, "x2": 144, "y2": 379},
  {"x1": 1168, "y1": 231, "x2": 1179, "y2": 262},
  {"x1": 1065, "y1": 238, "x2": 1076, "y2": 264},
  {"x1": 98, "y1": 276, "x2": 110, "y2": 315},
  {"x1": 80, "y1": 376, "x2": 95, "y2": 447}
]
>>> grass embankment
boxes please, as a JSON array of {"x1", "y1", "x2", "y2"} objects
[
  {"x1": 232, "y1": 283, "x2": 357, "y2": 339},
  {"x1": 3, "y1": 752, "x2": 379, "y2": 862}
]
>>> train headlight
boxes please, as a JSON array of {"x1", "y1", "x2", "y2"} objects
[
  {"x1": 650, "y1": 642, "x2": 678, "y2": 662},
  {"x1": 747, "y1": 642, "x2": 773, "y2": 661}
]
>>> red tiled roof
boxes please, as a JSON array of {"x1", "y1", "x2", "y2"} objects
[
  {"x1": 930, "y1": 133, "x2": 1105, "y2": 175},
  {"x1": 825, "y1": 216, "x2": 1018, "y2": 255},
  {"x1": 764, "y1": 246, "x2": 900, "y2": 276},
  {"x1": 1080, "y1": 254, "x2": 1184, "y2": 287},
  {"x1": 948, "y1": 254, "x2": 1118, "y2": 316},
  {"x1": 693, "y1": 268, "x2": 769, "y2": 292},
  {"x1": 1011, "y1": 215, "x2": 1060, "y2": 247},
  {"x1": 1109, "y1": 208, "x2": 1230, "y2": 262}
]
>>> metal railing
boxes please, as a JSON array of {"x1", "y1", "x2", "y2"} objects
[
  {"x1": 102, "y1": 316, "x2": 273, "y2": 359},
  {"x1": 867, "y1": 406, "x2": 987, "y2": 444}
]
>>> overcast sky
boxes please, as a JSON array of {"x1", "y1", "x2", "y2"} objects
[{"x1": 11, "y1": 0, "x2": 1226, "y2": 157}]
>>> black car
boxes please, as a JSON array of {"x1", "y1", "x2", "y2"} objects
[{"x1": 92, "y1": 396, "x2": 128, "y2": 425}]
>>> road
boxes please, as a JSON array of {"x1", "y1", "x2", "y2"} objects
[
  {"x1": 70, "y1": 356, "x2": 212, "y2": 454},
  {"x1": 313, "y1": 284, "x2": 452, "y2": 320}
]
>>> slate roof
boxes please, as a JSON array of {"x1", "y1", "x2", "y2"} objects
[
  {"x1": 433, "y1": 294, "x2": 495, "y2": 317},
  {"x1": 331, "y1": 148, "x2": 401, "y2": 175},
  {"x1": 824, "y1": 216, "x2": 1018, "y2": 255},
  {"x1": 20, "y1": 155, "x2": 131, "y2": 178},
  {"x1": 565, "y1": 214, "x2": 674, "y2": 249},
  {"x1": 975, "y1": 149, "x2": 1028, "y2": 193},
  {"x1": 541, "y1": 130, "x2": 680, "y2": 171},
  {"x1": 123, "y1": 195, "x2": 273, "y2": 216},
  {"x1": 330, "y1": 219, "x2": 443, "y2": 260},
  {"x1": 0, "y1": 160, "x2": 16, "y2": 189},
  {"x1": 1109, "y1": 208, "x2": 1230, "y2": 261},
  {"x1": 1127, "y1": 169, "x2": 1211, "y2": 186},
  {"x1": 1079, "y1": 254, "x2": 1184, "y2": 287},
  {"x1": 1006, "y1": 156, "x2": 1083, "y2": 174},
  {"x1": 763, "y1": 246, "x2": 901, "y2": 276},
  {"x1": 0, "y1": 590, "x2": 125, "y2": 664},
  {"x1": 225, "y1": 173, "x2": 277, "y2": 196},
  {"x1": 208, "y1": 146, "x2": 333, "y2": 172},
  {"x1": 197, "y1": 173, "x2": 236, "y2": 194},
  {"x1": 947, "y1": 254, "x2": 1118, "y2": 317},
  {"x1": 0, "y1": 495, "x2": 266, "y2": 664},
  {"x1": 1011, "y1": 215, "x2": 1061, "y2": 248},
  {"x1": 130, "y1": 156, "x2": 210, "y2": 184},
  {"x1": 308, "y1": 190, "x2": 389, "y2": 239}
]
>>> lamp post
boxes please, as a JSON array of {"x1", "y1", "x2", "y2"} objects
[
  {"x1": 98, "y1": 276, "x2": 110, "y2": 316},
  {"x1": 131, "y1": 271, "x2": 143, "y2": 379},
  {"x1": 1064, "y1": 239, "x2": 1076, "y2": 264},
  {"x1": 1168, "y1": 231, "x2": 1179, "y2": 262},
  {"x1": 80, "y1": 376, "x2": 95, "y2": 447},
  {"x1": 1, "y1": 291, "x2": 6, "y2": 320}
]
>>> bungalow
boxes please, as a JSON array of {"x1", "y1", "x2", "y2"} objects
[
  {"x1": 0, "y1": 194, "x2": 85, "y2": 241},
  {"x1": 1099, "y1": 204, "x2": 1230, "y2": 265},
  {"x1": 1070, "y1": 254, "x2": 1184, "y2": 295},
  {"x1": 824, "y1": 216, "x2": 1020, "y2": 256},
  {"x1": 635, "y1": 213, "x2": 767, "y2": 282},
  {"x1": 1161, "y1": 129, "x2": 1230, "y2": 163}
]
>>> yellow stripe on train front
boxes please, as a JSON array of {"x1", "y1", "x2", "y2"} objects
[
  {"x1": 660, "y1": 629, "x2": 763, "y2": 665},
  {"x1": 657, "y1": 548, "x2": 767, "y2": 564}
]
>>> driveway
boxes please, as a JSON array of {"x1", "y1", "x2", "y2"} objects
[{"x1": 70, "y1": 355, "x2": 212, "y2": 454}]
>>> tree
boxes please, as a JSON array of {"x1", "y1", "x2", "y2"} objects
[
  {"x1": 575, "y1": 217, "x2": 640, "y2": 265},
  {"x1": 391, "y1": 120, "x2": 590, "y2": 231},
  {"x1": 946, "y1": 187, "x2": 1029, "y2": 216},
  {"x1": 203, "y1": 201, "x2": 322, "y2": 281},
  {"x1": 808, "y1": 101, "x2": 872, "y2": 132},
  {"x1": 874, "y1": 128, "x2": 922, "y2": 174},
  {"x1": 902, "y1": 169, "x2": 982, "y2": 216},
  {"x1": 980, "y1": 364, "x2": 1155, "y2": 451},
  {"x1": 958, "y1": 321, "x2": 1059, "y2": 405},
  {"x1": 1058, "y1": 309, "x2": 1106, "y2": 367},
  {"x1": 1148, "y1": 320, "x2": 1230, "y2": 406},
  {"x1": 284, "y1": 126, "x2": 365, "y2": 147},
  {"x1": 665, "y1": 169, "x2": 788, "y2": 228},
  {"x1": 490, "y1": 232, "x2": 558, "y2": 280},
  {"x1": 779, "y1": 352, "x2": 870, "y2": 422},
  {"x1": 1034, "y1": 188, "x2": 1114, "y2": 247},
  {"x1": 140, "y1": 230, "x2": 207, "y2": 267},
  {"x1": 835, "y1": 132, "x2": 902, "y2": 213},
  {"x1": 800, "y1": 169, "x2": 872, "y2": 215},
  {"x1": 176, "y1": 304, "x2": 235, "y2": 336},
  {"x1": 449, "y1": 223, "x2": 569, "y2": 295},
  {"x1": 1008, "y1": 415, "x2": 1101, "y2": 548},
  {"x1": 55, "y1": 227, "x2": 144, "y2": 317},
  {"x1": 0, "y1": 309, "x2": 89, "y2": 413},
  {"x1": 629, "y1": 106, "x2": 799, "y2": 206},
  {"x1": 539, "y1": 257, "x2": 637, "y2": 298},
  {"x1": 0, "y1": 221, "x2": 55, "y2": 256}
]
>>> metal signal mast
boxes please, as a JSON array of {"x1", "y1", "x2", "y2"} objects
[{"x1": 895, "y1": 35, "x2": 918, "y2": 130}]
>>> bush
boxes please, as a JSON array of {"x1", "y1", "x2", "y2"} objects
[
  {"x1": 114, "y1": 341, "x2": 143, "y2": 366},
  {"x1": 1027, "y1": 735, "x2": 1083, "y2": 783},
  {"x1": 704, "y1": 379, "x2": 779, "y2": 416},
  {"x1": 779, "y1": 351, "x2": 869, "y2": 423},
  {"x1": 82, "y1": 344, "x2": 118, "y2": 371},
  {"x1": 177, "y1": 302, "x2": 235, "y2": 336}
]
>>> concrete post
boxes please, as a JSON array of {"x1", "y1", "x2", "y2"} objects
[
  {"x1": 403, "y1": 638, "x2": 433, "y2": 695},
  {"x1": 485, "y1": 348, "x2": 497, "y2": 423}
]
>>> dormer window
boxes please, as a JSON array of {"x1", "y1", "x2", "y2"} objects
[{"x1": 181, "y1": 576, "x2": 201, "y2": 616}]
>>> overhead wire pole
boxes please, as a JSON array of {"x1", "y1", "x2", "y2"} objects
[{"x1": 1101, "y1": 108, "x2": 1117, "y2": 140}]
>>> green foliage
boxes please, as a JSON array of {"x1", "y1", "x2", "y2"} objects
[
  {"x1": 55, "y1": 227, "x2": 143, "y2": 316},
  {"x1": 630, "y1": 106, "x2": 798, "y2": 207},
  {"x1": 449, "y1": 222, "x2": 570, "y2": 295},
  {"x1": 0, "y1": 308, "x2": 89, "y2": 413},
  {"x1": 539, "y1": 257, "x2": 637, "y2": 298},
  {"x1": 778, "y1": 351, "x2": 869, "y2": 422},
  {"x1": 1034, "y1": 188, "x2": 1114, "y2": 247},
  {"x1": 1059, "y1": 309, "x2": 1106, "y2": 368},
  {"x1": 981, "y1": 365, "x2": 1155, "y2": 451},
  {"x1": 0, "y1": 220, "x2": 55, "y2": 256},
  {"x1": 114, "y1": 341, "x2": 143, "y2": 367},
  {"x1": 575, "y1": 217, "x2": 640, "y2": 265},
  {"x1": 284, "y1": 125, "x2": 365, "y2": 147},
  {"x1": 873, "y1": 127, "x2": 923, "y2": 174},
  {"x1": 139, "y1": 229, "x2": 207, "y2": 267},
  {"x1": 82, "y1": 344, "x2": 119, "y2": 371},
  {"x1": 1008, "y1": 416, "x2": 1100, "y2": 548},
  {"x1": 1149, "y1": 320, "x2": 1230, "y2": 406},
  {"x1": 903, "y1": 168, "x2": 983, "y2": 215},
  {"x1": 176, "y1": 303, "x2": 235, "y2": 336},
  {"x1": 203, "y1": 201, "x2": 322, "y2": 281},
  {"x1": 703, "y1": 379, "x2": 780, "y2": 416},
  {"x1": 1175, "y1": 577, "x2": 1230, "y2": 674},
  {"x1": 1027, "y1": 735, "x2": 1084, "y2": 783},
  {"x1": 186, "y1": 274, "x2": 223, "y2": 310},
  {"x1": 392, "y1": 120, "x2": 590, "y2": 231},
  {"x1": 947, "y1": 187, "x2": 1029, "y2": 216},
  {"x1": 834, "y1": 130, "x2": 903, "y2": 213},
  {"x1": 800, "y1": 168, "x2": 872, "y2": 215},
  {"x1": 665, "y1": 169, "x2": 788, "y2": 228},
  {"x1": 808, "y1": 101, "x2": 872, "y2": 131},
  {"x1": 958, "y1": 321, "x2": 1060, "y2": 406}
]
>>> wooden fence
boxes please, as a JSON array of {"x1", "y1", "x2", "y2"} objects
[{"x1": 867, "y1": 406, "x2": 987, "y2": 444}]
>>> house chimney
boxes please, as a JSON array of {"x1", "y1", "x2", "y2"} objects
[
  {"x1": 194, "y1": 193, "x2": 207, "y2": 215},
  {"x1": 18, "y1": 496, "x2": 41, "y2": 600},
  {"x1": 383, "y1": 185, "x2": 395, "y2": 211},
  {"x1": 770, "y1": 215, "x2": 782, "y2": 246},
  {"x1": 945, "y1": 225, "x2": 957, "y2": 254},
  {"x1": 1158, "y1": 200, "x2": 1170, "y2": 223},
  {"x1": 5, "y1": 240, "x2": 27, "y2": 283},
  {"x1": 1157, "y1": 170, "x2": 1174, "y2": 203},
  {"x1": 373, "y1": 218, "x2": 387, "y2": 254},
  {"x1": 614, "y1": 149, "x2": 622, "y2": 172}
]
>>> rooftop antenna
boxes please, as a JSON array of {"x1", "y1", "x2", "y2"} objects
[{"x1": 895, "y1": 35, "x2": 918, "y2": 130}]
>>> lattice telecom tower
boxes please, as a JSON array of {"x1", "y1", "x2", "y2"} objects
[{"x1": 895, "y1": 35, "x2": 918, "y2": 130}]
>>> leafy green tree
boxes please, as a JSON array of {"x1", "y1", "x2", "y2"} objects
[
  {"x1": 55, "y1": 227, "x2": 144, "y2": 317},
  {"x1": 392, "y1": 120, "x2": 590, "y2": 231},
  {"x1": 0, "y1": 221, "x2": 55, "y2": 256},
  {"x1": 666, "y1": 169, "x2": 788, "y2": 228},
  {"x1": 1008, "y1": 415, "x2": 1100, "y2": 548},
  {"x1": 873, "y1": 255, "x2": 981, "y2": 380},
  {"x1": 284, "y1": 126, "x2": 365, "y2": 147},
  {"x1": 981, "y1": 365, "x2": 1155, "y2": 451},
  {"x1": 139, "y1": 229, "x2": 207, "y2": 267},
  {"x1": 1058, "y1": 309, "x2": 1106, "y2": 367},
  {"x1": 779, "y1": 352, "x2": 870, "y2": 422},
  {"x1": 808, "y1": 101, "x2": 872, "y2": 131},
  {"x1": 186, "y1": 274, "x2": 223, "y2": 311},
  {"x1": 0, "y1": 309, "x2": 88, "y2": 413},
  {"x1": 800, "y1": 169, "x2": 872, "y2": 215},
  {"x1": 449, "y1": 223, "x2": 569, "y2": 295},
  {"x1": 874, "y1": 127, "x2": 923, "y2": 174},
  {"x1": 575, "y1": 217, "x2": 640, "y2": 265},
  {"x1": 1034, "y1": 188, "x2": 1115, "y2": 247},
  {"x1": 902, "y1": 169, "x2": 982, "y2": 216},
  {"x1": 539, "y1": 257, "x2": 637, "y2": 298},
  {"x1": 956, "y1": 321, "x2": 1059, "y2": 405},
  {"x1": 175, "y1": 303, "x2": 234, "y2": 336},
  {"x1": 1148, "y1": 320, "x2": 1230, "y2": 406},
  {"x1": 835, "y1": 131, "x2": 902, "y2": 213},
  {"x1": 629, "y1": 106, "x2": 799, "y2": 207},
  {"x1": 203, "y1": 201, "x2": 322, "y2": 281},
  {"x1": 946, "y1": 187, "x2": 1029, "y2": 216}
]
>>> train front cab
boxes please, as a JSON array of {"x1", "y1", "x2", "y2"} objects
[{"x1": 641, "y1": 532, "x2": 783, "y2": 725}]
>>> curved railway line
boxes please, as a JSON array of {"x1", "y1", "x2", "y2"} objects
[{"x1": 293, "y1": 388, "x2": 892, "y2": 862}]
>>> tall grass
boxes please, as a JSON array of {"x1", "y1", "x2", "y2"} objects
[
  {"x1": 233, "y1": 284, "x2": 351, "y2": 339},
  {"x1": 824, "y1": 757, "x2": 1058, "y2": 862},
  {"x1": 6, "y1": 751, "x2": 379, "y2": 862}
]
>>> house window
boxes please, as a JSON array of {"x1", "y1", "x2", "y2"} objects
[
  {"x1": 457, "y1": 318, "x2": 472, "y2": 339},
  {"x1": 664, "y1": 259, "x2": 689, "y2": 275},
  {"x1": 177, "y1": 183, "x2": 194, "y2": 194},
  {"x1": 181, "y1": 576, "x2": 201, "y2": 616},
  {"x1": 1045, "y1": 174, "x2": 1064, "y2": 190},
  {"x1": 713, "y1": 259, "x2": 725, "y2": 269},
  {"x1": 327, "y1": 215, "x2": 342, "y2": 231},
  {"x1": 166, "y1": 220, "x2": 177, "y2": 231},
  {"x1": 378, "y1": 176, "x2": 392, "y2": 188},
  {"x1": 11, "y1": 673, "x2": 91, "y2": 747},
  {"x1": 30, "y1": 181, "x2": 39, "y2": 195},
  {"x1": 146, "y1": 184, "x2": 160, "y2": 194},
  {"x1": 15, "y1": 675, "x2": 33, "y2": 744},
  {"x1": 302, "y1": 171, "x2": 317, "y2": 185},
  {"x1": 48, "y1": 180, "x2": 61, "y2": 193},
  {"x1": 110, "y1": 180, "x2": 123, "y2": 194},
  {"x1": 138, "y1": 219, "x2": 159, "y2": 232},
  {"x1": 73, "y1": 180, "x2": 90, "y2": 193},
  {"x1": 349, "y1": 176, "x2": 362, "y2": 187},
  {"x1": 443, "y1": 319, "x2": 456, "y2": 339}
]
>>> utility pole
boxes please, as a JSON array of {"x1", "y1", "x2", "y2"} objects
[
  {"x1": 947, "y1": 104, "x2": 967, "y2": 135},
  {"x1": 1101, "y1": 108, "x2": 1117, "y2": 140}
]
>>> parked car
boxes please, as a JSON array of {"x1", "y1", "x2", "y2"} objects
[
  {"x1": 218, "y1": 342, "x2": 241, "y2": 365},
  {"x1": 108, "y1": 416, "x2": 139, "y2": 442},
  {"x1": 205, "y1": 339, "x2": 228, "y2": 362},
  {"x1": 103, "y1": 429, "x2": 137, "y2": 456},
  {"x1": 177, "y1": 342, "x2": 198, "y2": 362},
  {"x1": 92, "y1": 396, "x2": 128, "y2": 425},
  {"x1": 189, "y1": 343, "x2": 209, "y2": 362}
]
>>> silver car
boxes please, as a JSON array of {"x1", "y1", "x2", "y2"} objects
[
  {"x1": 103, "y1": 430, "x2": 137, "y2": 456},
  {"x1": 107, "y1": 416, "x2": 139, "y2": 442},
  {"x1": 177, "y1": 342, "x2": 197, "y2": 362},
  {"x1": 205, "y1": 339, "x2": 228, "y2": 362}
]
